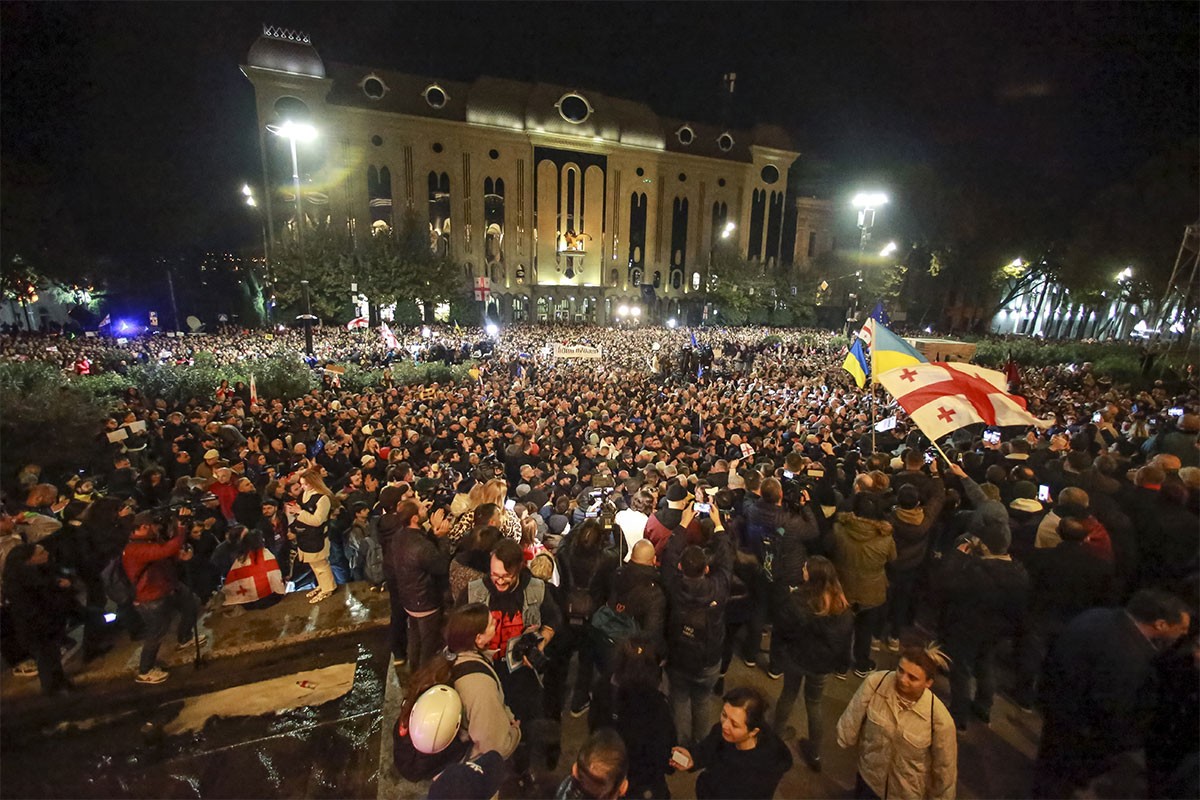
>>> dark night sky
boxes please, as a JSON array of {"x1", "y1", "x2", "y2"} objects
[{"x1": 2, "y1": 1, "x2": 1196, "y2": 264}]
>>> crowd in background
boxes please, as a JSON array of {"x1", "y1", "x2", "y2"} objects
[{"x1": 1, "y1": 322, "x2": 1197, "y2": 799}]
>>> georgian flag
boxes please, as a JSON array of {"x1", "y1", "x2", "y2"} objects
[
  {"x1": 249, "y1": 374, "x2": 258, "y2": 404},
  {"x1": 877, "y1": 362, "x2": 1048, "y2": 442},
  {"x1": 222, "y1": 549, "x2": 285, "y2": 605},
  {"x1": 346, "y1": 316, "x2": 368, "y2": 330},
  {"x1": 380, "y1": 322, "x2": 400, "y2": 350}
]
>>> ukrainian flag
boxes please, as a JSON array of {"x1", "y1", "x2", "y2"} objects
[
  {"x1": 864, "y1": 318, "x2": 926, "y2": 377},
  {"x1": 842, "y1": 337, "x2": 869, "y2": 388}
]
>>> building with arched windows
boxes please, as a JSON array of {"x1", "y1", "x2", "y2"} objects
[{"x1": 241, "y1": 26, "x2": 834, "y2": 324}]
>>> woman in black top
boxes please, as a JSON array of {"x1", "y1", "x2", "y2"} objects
[
  {"x1": 671, "y1": 686, "x2": 793, "y2": 799},
  {"x1": 772, "y1": 555, "x2": 854, "y2": 771}
]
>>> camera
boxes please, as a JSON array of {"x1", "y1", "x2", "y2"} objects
[{"x1": 507, "y1": 632, "x2": 548, "y2": 672}]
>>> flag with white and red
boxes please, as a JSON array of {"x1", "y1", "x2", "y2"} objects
[
  {"x1": 877, "y1": 362, "x2": 1047, "y2": 441},
  {"x1": 221, "y1": 549, "x2": 285, "y2": 605},
  {"x1": 346, "y1": 316, "x2": 368, "y2": 330}
]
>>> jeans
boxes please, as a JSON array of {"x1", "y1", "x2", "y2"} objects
[
  {"x1": 852, "y1": 605, "x2": 884, "y2": 671},
  {"x1": 773, "y1": 660, "x2": 828, "y2": 750},
  {"x1": 135, "y1": 588, "x2": 199, "y2": 674},
  {"x1": 406, "y1": 610, "x2": 443, "y2": 670},
  {"x1": 744, "y1": 571, "x2": 776, "y2": 666},
  {"x1": 947, "y1": 635, "x2": 997, "y2": 724},
  {"x1": 385, "y1": 581, "x2": 408, "y2": 661},
  {"x1": 885, "y1": 566, "x2": 920, "y2": 640},
  {"x1": 543, "y1": 622, "x2": 595, "y2": 718},
  {"x1": 668, "y1": 661, "x2": 721, "y2": 747}
]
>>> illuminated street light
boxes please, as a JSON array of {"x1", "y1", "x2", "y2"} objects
[
  {"x1": 667, "y1": 318, "x2": 678, "y2": 329},
  {"x1": 485, "y1": 322, "x2": 499, "y2": 338},
  {"x1": 1116, "y1": 266, "x2": 1133, "y2": 282},
  {"x1": 630, "y1": 306, "x2": 641, "y2": 317},
  {"x1": 721, "y1": 221, "x2": 736, "y2": 240},
  {"x1": 617, "y1": 304, "x2": 630, "y2": 317},
  {"x1": 879, "y1": 241, "x2": 897, "y2": 258},
  {"x1": 241, "y1": 184, "x2": 253, "y2": 197},
  {"x1": 245, "y1": 196, "x2": 257, "y2": 208},
  {"x1": 268, "y1": 120, "x2": 319, "y2": 356},
  {"x1": 852, "y1": 192, "x2": 889, "y2": 209},
  {"x1": 849, "y1": 190, "x2": 889, "y2": 335}
]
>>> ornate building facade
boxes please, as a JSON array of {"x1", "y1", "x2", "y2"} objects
[{"x1": 242, "y1": 27, "x2": 833, "y2": 323}]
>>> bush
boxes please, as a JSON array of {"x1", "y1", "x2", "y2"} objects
[{"x1": 0, "y1": 362, "x2": 107, "y2": 490}]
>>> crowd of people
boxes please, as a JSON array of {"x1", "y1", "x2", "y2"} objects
[{"x1": 1, "y1": 321, "x2": 1197, "y2": 799}]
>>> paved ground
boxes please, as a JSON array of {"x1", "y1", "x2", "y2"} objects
[{"x1": 1, "y1": 586, "x2": 1148, "y2": 799}]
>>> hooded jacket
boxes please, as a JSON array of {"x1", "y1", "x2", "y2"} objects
[
  {"x1": 933, "y1": 549, "x2": 1030, "y2": 642},
  {"x1": 886, "y1": 478, "x2": 946, "y2": 573},
  {"x1": 662, "y1": 524, "x2": 734, "y2": 673},
  {"x1": 960, "y1": 477, "x2": 1012, "y2": 553},
  {"x1": 831, "y1": 513, "x2": 896, "y2": 609}
]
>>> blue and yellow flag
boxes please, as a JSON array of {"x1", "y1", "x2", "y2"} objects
[
  {"x1": 842, "y1": 337, "x2": 869, "y2": 388},
  {"x1": 865, "y1": 318, "x2": 926, "y2": 377}
]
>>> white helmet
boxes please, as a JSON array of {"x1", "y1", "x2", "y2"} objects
[{"x1": 409, "y1": 685, "x2": 462, "y2": 754}]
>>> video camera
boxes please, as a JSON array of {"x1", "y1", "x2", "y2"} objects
[
  {"x1": 475, "y1": 457, "x2": 505, "y2": 483},
  {"x1": 582, "y1": 486, "x2": 618, "y2": 531}
]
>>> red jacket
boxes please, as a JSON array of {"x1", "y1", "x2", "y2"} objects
[
  {"x1": 123, "y1": 532, "x2": 185, "y2": 603},
  {"x1": 209, "y1": 481, "x2": 238, "y2": 521}
]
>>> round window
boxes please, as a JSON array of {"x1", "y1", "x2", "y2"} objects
[
  {"x1": 273, "y1": 96, "x2": 310, "y2": 120},
  {"x1": 363, "y1": 77, "x2": 386, "y2": 100},
  {"x1": 557, "y1": 93, "x2": 591, "y2": 124},
  {"x1": 488, "y1": 149, "x2": 500, "y2": 160},
  {"x1": 717, "y1": 133, "x2": 734, "y2": 152},
  {"x1": 423, "y1": 84, "x2": 447, "y2": 109},
  {"x1": 371, "y1": 135, "x2": 383, "y2": 147},
  {"x1": 432, "y1": 142, "x2": 444, "y2": 154},
  {"x1": 761, "y1": 165, "x2": 780, "y2": 184},
  {"x1": 636, "y1": 167, "x2": 645, "y2": 177},
  {"x1": 678, "y1": 173, "x2": 687, "y2": 182},
  {"x1": 718, "y1": 178, "x2": 726, "y2": 187},
  {"x1": 677, "y1": 126, "x2": 695, "y2": 145}
]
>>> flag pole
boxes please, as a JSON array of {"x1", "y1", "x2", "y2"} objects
[{"x1": 928, "y1": 437, "x2": 954, "y2": 466}]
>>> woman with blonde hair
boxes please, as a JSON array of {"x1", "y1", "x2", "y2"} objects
[
  {"x1": 479, "y1": 479, "x2": 522, "y2": 541},
  {"x1": 287, "y1": 469, "x2": 337, "y2": 603},
  {"x1": 772, "y1": 555, "x2": 854, "y2": 771}
]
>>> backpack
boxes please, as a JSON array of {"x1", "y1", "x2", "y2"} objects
[
  {"x1": 101, "y1": 554, "x2": 139, "y2": 606},
  {"x1": 591, "y1": 602, "x2": 640, "y2": 647},
  {"x1": 391, "y1": 659, "x2": 493, "y2": 781},
  {"x1": 563, "y1": 548, "x2": 600, "y2": 627},
  {"x1": 361, "y1": 518, "x2": 385, "y2": 585},
  {"x1": 668, "y1": 592, "x2": 720, "y2": 669}
]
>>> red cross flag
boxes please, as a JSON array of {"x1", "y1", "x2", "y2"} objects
[
  {"x1": 221, "y1": 549, "x2": 285, "y2": 606},
  {"x1": 474, "y1": 276, "x2": 491, "y2": 302},
  {"x1": 877, "y1": 362, "x2": 1046, "y2": 442}
]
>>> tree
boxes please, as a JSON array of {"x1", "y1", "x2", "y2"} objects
[
  {"x1": 703, "y1": 242, "x2": 775, "y2": 324},
  {"x1": 269, "y1": 224, "x2": 354, "y2": 321}
]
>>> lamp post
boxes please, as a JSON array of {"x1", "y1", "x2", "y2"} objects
[
  {"x1": 242, "y1": 184, "x2": 274, "y2": 325},
  {"x1": 850, "y1": 191, "x2": 888, "y2": 334},
  {"x1": 267, "y1": 120, "x2": 318, "y2": 356}
]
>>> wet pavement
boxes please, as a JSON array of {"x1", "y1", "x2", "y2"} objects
[{"x1": 1, "y1": 631, "x2": 389, "y2": 800}]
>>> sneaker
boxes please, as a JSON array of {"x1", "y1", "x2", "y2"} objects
[
  {"x1": 176, "y1": 634, "x2": 208, "y2": 650},
  {"x1": 798, "y1": 738, "x2": 822, "y2": 772},
  {"x1": 393, "y1": 655, "x2": 407, "y2": 667},
  {"x1": 887, "y1": 637, "x2": 901, "y2": 653},
  {"x1": 741, "y1": 656, "x2": 757, "y2": 668},
  {"x1": 569, "y1": 699, "x2": 591, "y2": 718},
  {"x1": 135, "y1": 666, "x2": 169, "y2": 685},
  {"x1": 767, "y1": 667, "x2": 783, "y2": 680},
  {"x1": 833, "y1": 671, "x2": 847, "y2": 681},
  {"x1": 854, "y1": 661, "x2": 876, "y2": 678},
  {"x1": 870, "y1": 638, "x2": 882, "y2": 651},
  {"x1": 11, "y1": 660, "x2": 38, "y2": 677}
]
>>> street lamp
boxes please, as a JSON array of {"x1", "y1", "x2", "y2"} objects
[
  {"x1": 267, "y1": 120, "x2": 318, "y2": 356},
  {"x1": 240, "y1": 183, "x2": 273, "y2": 324},
  {"x1": 879, "y1": 241, "x2": 897, "y2": 258},
  {"x1": 721, "y1": 221, "x2": 736, "y2": 240},
  {"x1": 850, "y1": 191, "x2": 888, "y2": 333}
]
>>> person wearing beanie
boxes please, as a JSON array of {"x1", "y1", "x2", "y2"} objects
[{"x1": 935, "y1": 482, "x2": 1030, "y2": 730}]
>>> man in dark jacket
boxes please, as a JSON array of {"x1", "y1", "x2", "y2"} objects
[
  {"x1": 883, "y1": 476, "x2": 945, "y2": 650},
  {"x1": 933, "y1": 513, "x2": 1030, "y2": 730},
  {"x1": 607, "y1": 539, "x2": 667, "y2": 652},
  {"x1": 740, "y1": 477, "x2": 819, "y2": 672},
  {"x1": 1013, "y1": 515, "x2": 1115, "y2": 709},
  {"x1": 380, "y1": 497, "x2": 452, "y2": 669},
  {"x1": 662, "y1": 505, "x2": 734, "y2": 746},
  {"x1": 1033, "y1": 590, "x2": 1191, "y2": 798}
]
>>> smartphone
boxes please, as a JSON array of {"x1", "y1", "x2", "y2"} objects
[
  {"x1": 983, "y1": 430, "x2": 1001, "y2": 445},
  {"x1": 671, "y1": 749, "x2": 692, "y2": 770},
  {"x1": 1037, "y1": 484, "x2": 1051, "y2": 503},
  {"x1": 1091, "y1": 412, "x2": 1102, "y2": 423},
  {"x1": 782, "y1": 470, "x2": 794, "y2": 479},
  {"x1": 924, "y1": 452, "x2": 935, "y2": 464},
  {"x1": 1168, "y1": 407, "x2": 1184, "y2": 418},
  {"x1": 693, "y1": 502, "x2": 711, "y2": 513}
]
